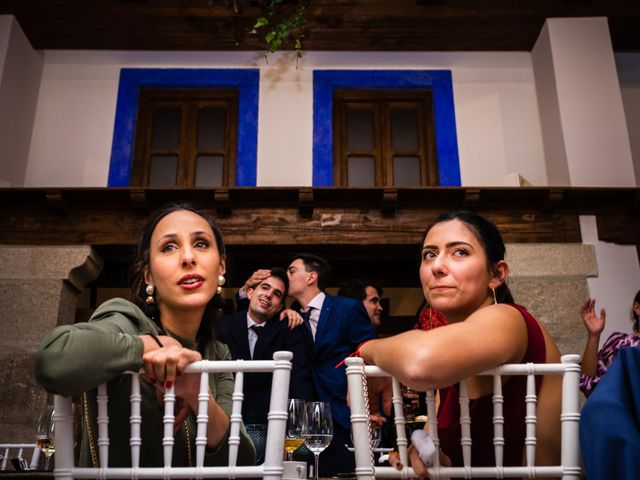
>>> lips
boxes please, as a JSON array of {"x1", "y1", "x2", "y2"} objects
[
  {"x1": 431, "y1": 285, "x2": 455, "y2": 292},
  {"x1": 178, "y1": 274, "x2": 205, "y2": 289},
  {"x1": 258, "y1": 298, "x2": 272, "y2": 309}
]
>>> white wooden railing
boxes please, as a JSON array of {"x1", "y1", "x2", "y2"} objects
[
  {"x1": 54, "y1": 351, "x2": 292, "y2": 480},
  {"x1": 347, "y1": 354, "x2": 582, "y2": 479}
]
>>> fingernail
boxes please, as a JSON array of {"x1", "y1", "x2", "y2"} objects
[{"x1": 165, "y1": 380, "x2": 172, "y2": 389}]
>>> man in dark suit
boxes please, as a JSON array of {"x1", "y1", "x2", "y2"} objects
[
  {"x1": 217, "y1": 267, "x2": 314, "y2": 428},
  {"x1": 287, "y1": 254, "x2": 377, "y2": 477}
]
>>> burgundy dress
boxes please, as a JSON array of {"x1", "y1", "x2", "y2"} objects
[{"x1": 436, "y1": 304, "x2": 546, "y2": 475}]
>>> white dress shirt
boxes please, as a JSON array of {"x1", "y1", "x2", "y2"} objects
[
  {"x1": 302, "y1": 292, "x2": 325, "y2": 341},
  {"x1": 246, "y1": 313, "x2": 265, "y2": 359}
]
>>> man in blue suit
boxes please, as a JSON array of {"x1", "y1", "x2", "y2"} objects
[
  {"x1": 287, "y1": 254, "x2": 377, "y2": 477},
  {"x1": 218, "y1": 267, "x2": 314, "y2": 427}
]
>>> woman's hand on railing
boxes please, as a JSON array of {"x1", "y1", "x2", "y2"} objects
[{"x1": 141, "y1": 337, "x2": 202, "y2": 387}]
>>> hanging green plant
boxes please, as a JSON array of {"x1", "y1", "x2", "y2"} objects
[{"x1": 249, "y1": 0, "x2": 306, "y2": 62}]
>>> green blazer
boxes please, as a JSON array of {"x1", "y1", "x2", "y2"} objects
[{"x1": 35, "y1": 297, "x2": 256, "y2": 467}]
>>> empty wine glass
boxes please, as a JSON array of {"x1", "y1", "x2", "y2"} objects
[
  {"x1": 304, "y1": 401, "x2": 332, "y2": 480},
  {"x1": 284, "y1": 399, "x2": 307, "y2": 461},
  {"x1": 350, "y1": 421, "x2": 382, "y2": 449},
  {"x1": 35, "y1": 405, "x2": 55, "y2": 470},
  {"x1": 370, "y1": 423, "x2": 382, "y2": 449}
]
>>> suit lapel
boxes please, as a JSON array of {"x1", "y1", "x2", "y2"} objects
[
  {"x1": 231, "y1": 314, "x2": 252, "y2": 360},
  {"x1": 314, "y1": 295, "x2": 332, "y2": 344}
]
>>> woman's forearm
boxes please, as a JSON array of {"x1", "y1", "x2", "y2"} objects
[
  {"x1": 204, "y1": 395, "x2": 231, "y2": 448},
  {"x1": 581, "y1": 334, "x2": 601, "y2": 376}
]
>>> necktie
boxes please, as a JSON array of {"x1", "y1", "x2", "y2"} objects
[
  {"x1": 249, "y1": 324, "x2": 263, "y2": 358},
  {"x1": 250, "y1": 324, "x2": 263, "y2": 337},
  {"x1": 302, "y1": 307, "x2": 314, "y2": 341}
]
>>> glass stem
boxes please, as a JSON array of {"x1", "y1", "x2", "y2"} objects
[
  {"x1": 44, "y1": 454, "x2": 51, "y2": 471},
  {"x1": 286, "y1": 451, "x2": 293, "y2": 462},
  {"x1": 313, "y1": 452, "x2": 320, "y2": 480}
]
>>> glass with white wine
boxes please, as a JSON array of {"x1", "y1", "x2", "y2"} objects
[
  {"x1": 284, "y1": 399, "x2": 307, "y2": 461},
  {"x1": 304, "y1": 401, "x2": 333, "y2": 480},
  {"x1": 36, "y1": 404, "x2": 55, "y2": 470}
]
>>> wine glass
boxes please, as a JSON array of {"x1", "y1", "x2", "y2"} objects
[
  {"x1": 284, "y1": 399, "x2": 307, "y2": 461},
  {"x1": 35, "y1": 405, "x2": 55, "y2": 470},
  {"x1": 304, "y1": 401, "x2": 332, "y2": 480},
  {"x1": 370, "y1": 423, "x2": 382, "y2": 449}
]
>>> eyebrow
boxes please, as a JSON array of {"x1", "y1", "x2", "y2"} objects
[
  {"x1": 258, "y1": 281, "x2": 283, "y2": 296},
  {"x1": 158, "y1": 230, "x2": 212, "y2": 241},
  {"x1": 422, "y1": 241, "x2": 474, "y2": 251}
]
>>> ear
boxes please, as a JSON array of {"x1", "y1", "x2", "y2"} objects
[
  {"x1": 246, "y1": 286, "x2": 255, "y2": 300},
  {"x1": 219, "y1": 256, "x2": 226, "y2": 276},
  {"x1": 307, "y1": 270, "x2": 318, "y2": 286},
  {"x1": 143, "y1": 266, "x2": 152, "y2": 286},
  {"x1": 489, "y1": 260, "x2": 509, "y2": 289}
]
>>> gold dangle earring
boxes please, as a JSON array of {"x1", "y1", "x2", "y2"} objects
[
  {"x1": 491, "y1": 287, "x2": 497, "y2": 305},
  {"x1": 217, "y1": 275, "x2": 226, "y2": 295},
  {"x1": 145, "y1": 284, "x2": 155, "y2": 304}
]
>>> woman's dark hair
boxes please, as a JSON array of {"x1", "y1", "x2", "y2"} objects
[
  {"x1": 422, "y1": 210, "x2": 515, "y2": 304},
  {"x1": 129, "y1": 202, "x2": 226, "y2": 348},
  {"x1": 632, "y1": 289, "x2": 640, "y2": 333}
]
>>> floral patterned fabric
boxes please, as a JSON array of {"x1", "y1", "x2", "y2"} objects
[
  {"x1": 413, "y1": 306, "x2": 448, "y2": 331},
  {"x1": 580, "y1": 331, "x2": 640, "y2": 397}
]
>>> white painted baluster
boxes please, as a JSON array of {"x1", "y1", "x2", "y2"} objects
[
  {"x1": 458, "y1": 379, "x2": 472, "y2": 476},
  {"x1": 227, "y1": 369, "x2": 244, "y2": 473},
  {"x1": 97, "y1": 383, "x2": 110, "y2": 468},
  {"x1": 425, "y1": 389, "x2": 440, "y2": 478},
  {"x1": 162, "y1": 383, "x2": 176, "y2": 468},
  {"x1": 346, "y1": 357, "x2": 374, "y2": 480},
  {"x1": 129, "y1": 373, "x2": 142, "y2": 470},
  {"x1": 54, "y1": 396, "x2": 74, "y2": 480},
  {"x1": 393, "y1": 378, "x2": 411, "y2": 468},
  {"x1": 263, "y1": 351, "x2": 292, "y2": 480},
  {"x1": 525, "y1": 365, "x2": 538, "y2": 468},
  {"x1": 560, "y1": 354, "x2": 582, "y2": 480},
  {"x1": 492, "y1": 370, "x2": 505, "y2": 469},
  {"x1": 195, "y1": 370, "x2": 209, "y2": 467}
]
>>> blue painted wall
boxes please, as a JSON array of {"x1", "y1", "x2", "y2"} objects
[
  {"x1": 108, "y1": 68, "x2": 259, "y2": 187},
  {"x1": 313, "y1": 70, "x2": 460, "y2": 186}
]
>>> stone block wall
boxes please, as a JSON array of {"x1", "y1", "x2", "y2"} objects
[
  {"x1": 0, "y1": 246, "x2": 102, "y2": 443},
  {"x1": 506, "y1": 243, "x2": 597, "y2": 355}
]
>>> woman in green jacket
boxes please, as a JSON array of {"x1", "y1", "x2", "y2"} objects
[{"x1": 35, "y1": 202, "x2": 255, "y2": 467}]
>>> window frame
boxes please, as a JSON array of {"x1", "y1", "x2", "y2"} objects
[
  {"x1": 332, "y1": 89, "x2": 438, "y2": 187},
  {"x1": 131, "y1": 88, "x2": 238, "y2": 187},
  {"x1": 108, "y1": 68, "x2": 259, "y2": 187},
  {"x1": 312, "y1": 70, "x2": 460, "y2": 187}
]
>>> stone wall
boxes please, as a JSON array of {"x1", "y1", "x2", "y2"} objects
[
  {"x1": 507, "y1": 243, "x2": 597, "y2": 355},
  {"x1": 0, "y1": 246, "x2": 102, "y2": 443}
]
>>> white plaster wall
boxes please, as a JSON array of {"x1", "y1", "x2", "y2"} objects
[
  {"x1": 531, "y1": 22, "x2": 571, "y2": 186},
  {"x1": 451, "y1": 53, "x2": 546, "y2": 186},
  {"x1": 259, "y1": 54, "x2": 313, "y2": 186},
  {"x1": 25, "y1": 50, "x2": 546, "y2": 187},
  {"x1": 0, "y1": 16, "x2": 43, "y2": 187},
  {"x1": 616, "y1": 53, "x2": 640, "y2": 187},
  {"x1": 547, "y1": 17, "x2": 635, "y2": 186},
  {"x1": 580, "y1": 215, "x2": 640, "y2": 347}
]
